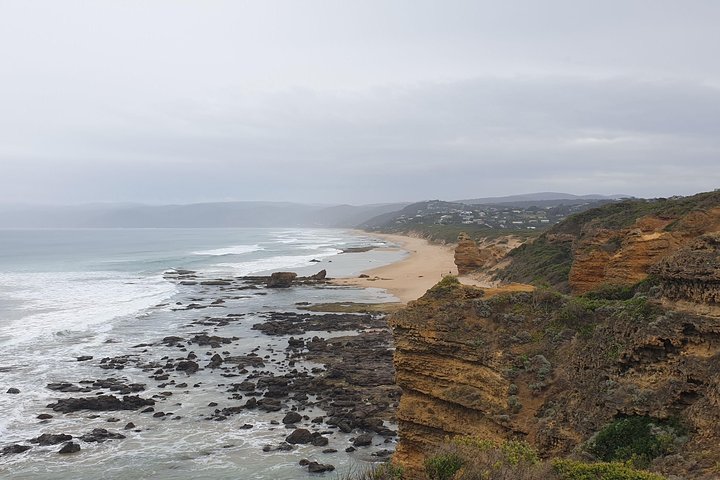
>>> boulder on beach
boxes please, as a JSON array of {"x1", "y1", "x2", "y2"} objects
[{"x1": 267, "y1": 272, "x2": 297, "y2": 288}]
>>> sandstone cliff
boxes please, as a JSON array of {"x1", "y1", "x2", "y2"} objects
[
  {"x1": 497, "y1": 191, "x2": 720, "y2": 294},
  {"x1": 454, "y1": 233, "x2": 516, "y2": 277},
  {"x1": 390, "y1": 280, "x2": 720, "y2": 479}
]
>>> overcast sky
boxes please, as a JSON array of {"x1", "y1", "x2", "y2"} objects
[{"x1": 1, "y1": 1, "x2": 718, "y2": 205}]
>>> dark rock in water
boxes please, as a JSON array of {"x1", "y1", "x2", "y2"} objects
[
  {"x1": 285, "y1": 428, "x2": 313, "y2": 444},
  {"x1": 263, "y1": 442, "x2": 294, "y2": 452},
  {"x1": 345, "y1": 446, "x2": 356, "y2": 453},
  {"x1": 322, "y1": 448, "x2": 338, "y2": 454},
  {"x1": 257, "y1": 398, "x2": 282, "y2": 412},
  {"x1": 287, "y1": 337, "x2": 305, "y2": 349},
  {"x1": 190, "y1": 334, "x2": 236, "y2": 348},
  {"x1": 352, "y1": 433, "x2": 373, "y2": 447},
  {"x1": 58, "y1": 442, "x2": 80, "y2": 454},
  {"x1": 37, "y1": 414, "x2": 53, "y2": 420},
  {"x1": 175, "y1": 360, "x2": 199, "y2": 374},
  {"x1": 239, "y1": 424, "x2": 253, "y2": 430},
  {"x1": 79, "y1": 428, "x2": 126, "y2": 443},
  {"x1": 267, "y1": 272, "x2": 297, "y2": 288},
  {"x1": 299, "y1": 459, "x2": 310, "y2": 466},
  {"x1": 76, "y1": 356, "x2": 93, "y2": 362},
  {"x1": 6, "y1": 388, "x2": 20, "y2": 394},
  {"x1": 124, "y1": 422, "x2": 136, "y2": 430},
  {"x1": 311, "y1": 434, "x2": 329, "y2": 447},
  {"x1": 208, "y1": 353, "x2": 223, "y2": 368},
  {"x1": 200, "y1": 280, "x2": 232, "y2": 286},
  {"x1": 282, "y1": 411, "x2": 302, "y2": 424},
  {"x1": 310, "y1": 269, "x2": 327, "y2": 280},
  {"x1": 47, "y1": 395, "x2": 155, "y2": 413},
  {"x1": 47, "y1": 382, "x2": 83, "y2": 393},
  {"x1": 30, "y1": 433, "x2": 72, "y2": 446},
  {"x1": 161, "y1": 336, "x2": 185, "y2": 346},
  {"x1": 2, "y1": 444, "x2": 31, "y2": 455},
  {"x1": 307, "y1": 461, "x2": 335, "y2": 473}
]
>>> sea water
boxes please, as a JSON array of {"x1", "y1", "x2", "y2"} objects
[{"x1": 0, "y1": 228, "x2": 405, "y2": 479}]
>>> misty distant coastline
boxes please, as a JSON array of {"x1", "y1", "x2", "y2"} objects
[{"x1": 0, "y1": 193, "x2": 629, "y2": 229}]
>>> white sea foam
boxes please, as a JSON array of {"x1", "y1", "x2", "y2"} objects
[
  {"x1": 215, "y1": 249, "x2": 340, "y2": 276},
  {"x1": 192, "y1": 244, "x2": 263, "y2": 256},
  {"x1": 0, "y1": 271, "x2": 177, "y2": 346}
]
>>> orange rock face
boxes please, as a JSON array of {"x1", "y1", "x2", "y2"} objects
[
  {"x1": 568, "y1": 208, "x2": 720, "y2": 294},
  {"x1": 454, "y1": 233, "x2": 490, "y2": 275}
]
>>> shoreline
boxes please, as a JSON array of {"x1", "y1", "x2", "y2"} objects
[
  {"x1": 335, "y1": 231, "x2": 472, "y2": 303},
  {"x1": 337, "y1": 230, "x2": 532, "y2": 303}
]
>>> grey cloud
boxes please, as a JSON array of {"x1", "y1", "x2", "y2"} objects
[{"x1": 0, "y1": 1, "x2": 718, "y2": 204}]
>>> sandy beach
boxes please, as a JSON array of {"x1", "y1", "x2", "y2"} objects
[
  {"x1": 335, "y1": 232, "x2": 470, "y2": 303},
  {"x1": 335, "y1": 231, "x2": 534, "y2": 303}
]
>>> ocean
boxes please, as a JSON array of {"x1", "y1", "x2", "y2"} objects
[{"x1": 0, "y1": 228, "x2": 405, "y2": 479}]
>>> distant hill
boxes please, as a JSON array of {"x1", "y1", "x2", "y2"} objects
[
  {"x1": 457, "y1": 192, "x2": 631, "y2": 206},
  {"x1": 0, "y1": 202, "x2": 409, "y2": 228}
]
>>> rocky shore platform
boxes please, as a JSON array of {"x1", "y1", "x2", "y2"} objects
[{"x1": 0, "y1": 269, "x2": 400, "y2": 476}]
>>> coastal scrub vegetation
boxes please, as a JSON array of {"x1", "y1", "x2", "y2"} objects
[
  {"x1": 418, "y1": 437, "x2": 666, "y2": 480},
  {"x1": 586, "y1": 416, "x2": 687, "y2": 468}
]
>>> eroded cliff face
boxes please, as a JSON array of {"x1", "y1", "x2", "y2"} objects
[
  {"x1": 390, "y1": 282, "x2": 720, "y2": 479},
  {"x1": 454, "y1": 233, "x2": 517, "y2": 276},
  {"x1": 568, "y1": 208, "x2": 720, "y2": 294}
]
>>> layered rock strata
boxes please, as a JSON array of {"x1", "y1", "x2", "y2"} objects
[{"x1": 390, "y1": 282, "x2": 720, "y2": 479}]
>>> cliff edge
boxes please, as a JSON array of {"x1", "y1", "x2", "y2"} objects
[{"x1": 390, "y1": 191, "x2": 720, "y2": 479}]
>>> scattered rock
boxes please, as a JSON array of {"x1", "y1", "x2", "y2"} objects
[
  {"x1": 267, "y1": 272, "x2": 297, "y2": 288},
  {"x1": 353, "y1": 433, "x2": 373, "y2": 447},
  {"x1": 2, "y1": 444, "x2": 31, "y2": 455},
  {"x1": 307, "y1": 461, "x2": 335, "y2": 473},
  {"x1": 30, "y1": 433, "x2": 72, "y2": 446},
  {"x1": 58, "y1": 442, "x2": 80, "y2": 454},
  {"x1": 47, "y1": 395, "x2": 155, "y2": 413},
  {"x1": 285, "y1": 428, "x2": 313, "y2": 444},
  {"x1": 282, "y1": 411, "x2": 302, "y2": 425}
]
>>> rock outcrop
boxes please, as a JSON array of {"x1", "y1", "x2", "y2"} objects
[
  {"x1": 454, "y1": 233, "x2": 489, "y2": 275},
  {"x1": 390, "y1": 281, "x2": 720, "y2": 479},
  {"x1": 651, "y1": 233, "x2": 720, "y2": 305},
  {"x1": 267, "y1": 272, "x2": 298, "y2": 288}
]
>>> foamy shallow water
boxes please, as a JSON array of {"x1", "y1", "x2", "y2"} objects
[{"x1": 0, "y1": 228, "x2": 403, "y2": 479}]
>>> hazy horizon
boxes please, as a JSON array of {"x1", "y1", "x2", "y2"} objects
[{"x1": 1, "y1": 1, "x2": 718, "y2": 205}]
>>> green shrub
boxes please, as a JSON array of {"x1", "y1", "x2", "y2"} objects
[
  {"x1": 587, "y1": 417, "x2": 682, "y2": 467},
  {"x1": 425, "y1": 452, "x2": 464, "y2": 480},
  {"x1": 553, "y1": 459, "x2": 666, "y2": 480},
  {"x1": 583, "y1": 283, "x2": 635, "y2": 301}
]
